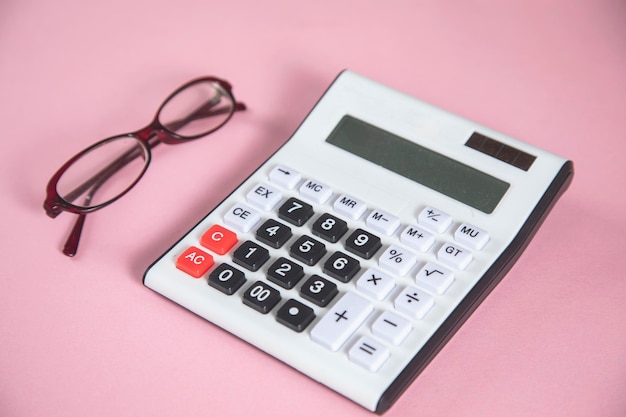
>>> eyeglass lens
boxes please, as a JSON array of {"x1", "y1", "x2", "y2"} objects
[{"x1": 56, "y1": 136, "x2": 148, "y2": 208}]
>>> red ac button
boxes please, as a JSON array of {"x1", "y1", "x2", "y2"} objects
[
  {"x1": 176, "y1": 246, "x2": 214, "y2": 278},
  {"x1": 201, "y1": 224, "x2": 238, "y2": 255}
]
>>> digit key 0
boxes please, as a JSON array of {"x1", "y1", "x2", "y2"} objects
[{"x1": 208, "y1": 264, "x2": 247, "y2": 295}]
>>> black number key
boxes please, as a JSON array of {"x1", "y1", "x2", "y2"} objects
[
  {"x1": 233, "y1": 240, "x2": 270, "y2": 271},
  {"x1": 242, "y1": 281, "x2": 281, "y2": 314},
  {"x1": 311, "y1": 213, "x2": 348, "y2": 243},
  {"x1": 208, "y1": 264, "x2": 246, "y2": 295},
  {"x1": 267, "y1": 257, "x2": 304, "y2": 289},
  {"x1": 289, "y1": 235, "x2": 326, "y2": 266},
  {"x1": 300, "y1": 275, "x2": 338, "y2": 307},
  {"x1": 344, "y1": 228, "x2": 382, "y2": 259},
  {"x1": 256, "y1": 219, "x2": 292, "y2": 248},
  {"x1": 276, "y1": 299, "x2": 316, "y2": 332},
  {"x1": 278, "y1": 197, "x2": 314, "y2": 226},
  {"x1": 323, "y1": 251, "x2": 360, "y2": 283}
]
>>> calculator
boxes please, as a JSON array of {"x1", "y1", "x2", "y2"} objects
[{"x1": 143, "y1": 70, "x2": 573, "y2": 413}]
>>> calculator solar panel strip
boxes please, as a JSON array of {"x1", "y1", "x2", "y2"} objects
[{"x1": 144, "y1": 70, "x2": 573, "y2": 414}]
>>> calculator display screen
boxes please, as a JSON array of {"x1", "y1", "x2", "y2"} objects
[{"x1": 325, "y1": 116, "x2": 510, "y2": 214}]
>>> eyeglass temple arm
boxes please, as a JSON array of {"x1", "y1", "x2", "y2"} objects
[
  {"x1": 164, "y1": 99, "x2": 246, "y2": 132},
  {"x1": 63, "y1": 214, "x2": 86, "y2": 256},
  {"x1": 62, "y1": 169, "x2": 107, "y2": 256}
]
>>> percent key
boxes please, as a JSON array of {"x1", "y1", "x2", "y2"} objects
[{"x1": 379, "y1": 245, "x2": 417, "y2": 276}]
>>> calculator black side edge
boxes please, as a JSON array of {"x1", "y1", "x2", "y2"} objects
[{"x1": 375, "y1": 160, "x2": 574, "y2": 414}]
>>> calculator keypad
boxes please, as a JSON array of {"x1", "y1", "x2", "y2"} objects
[{"x1": 173, "y1": 165, "x2": 490, "y2": 373}]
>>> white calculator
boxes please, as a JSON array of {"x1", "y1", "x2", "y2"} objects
[{"x1": 144, "y1": 70, "x2": 573, "y2": 413}]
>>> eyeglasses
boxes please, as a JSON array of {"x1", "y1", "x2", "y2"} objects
[{"x1": 44, "y1": 76, "x2": 246, "y2": 257}]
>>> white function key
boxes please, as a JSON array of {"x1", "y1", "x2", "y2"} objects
[
  {"x1": 394, "y1": 286, "x2": 435, "y2": 320},
  {"x1": 415, "y1": 262, "x2": 455, "y2": 295},
  {"x1": 437, "y1": 243, "x2": 473, "y2": 270},
  {"x1": 223, "y1": 203, "x2": 261, "y2": 233},
  {"x1": 372, "y1": 311, "x2": 412, "y2": 346},
  {"x1": 454, "y1": 223, "x2": 490, "y2": 250},
  {"x1": 269, "y1": 165, "x2": 301, "y2": 189},
  {"x1": 355, "y1": 268, "x2": 395, "y2": 301},
  {"x1": 246, "y1": 183, "x2": 283, "y2": 211},
  {"x1": 310, "y1": 293, "x2": 373, "y2": 351},
  {"x1": 366, "y1": 209, "x2": 400, "y2": 236},
  {"x1": 400, "y1": 225, "x2": 435, "y2": 252},
  {"x1": 379, "y1": 245, "x2": 417, "y2": 276},
  {"x1": 348, "y1": 336, "x2": 390, "y2": 372},
  {"x1": 333, "y1": 194, "x2": 367, "y2": 220},
  {"x1": 299, "y1": 179, "x2": 333, "y2": 204},
  {"x1": 418, "y1": 206, "x2": 452, "y2": 233}
]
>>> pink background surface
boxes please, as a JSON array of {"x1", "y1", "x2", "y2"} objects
[{"x1": 1, "y1": 1, "x2": 625, "y2": 416}]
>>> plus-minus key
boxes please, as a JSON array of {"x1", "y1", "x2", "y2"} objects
[{"x1": 418, "y1": 206, "x2": 452, "y2": 233}]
